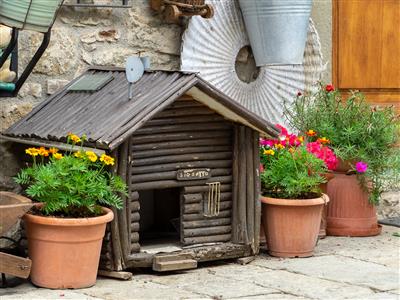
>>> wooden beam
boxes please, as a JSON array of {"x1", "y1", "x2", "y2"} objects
[{"x1": 0, "y1": 252, "x2": 31, "y2": 278}]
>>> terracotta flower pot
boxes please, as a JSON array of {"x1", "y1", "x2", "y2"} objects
[
  {"x1": 260, "y1": 195, "x2": 328, "y2": 258},
  {"x1": 318, "y1": 173, "x2": 335, "y2": 239},
  {"x1": 23, "y1": 206, "x2": 114, "y2": 289},
  {"x1": 326, "y1": 173, "x2": 381, "y2": 237}
]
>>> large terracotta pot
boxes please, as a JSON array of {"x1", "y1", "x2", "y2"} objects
[
  {"x1": 261, "y1": 195, "x2": 328, "y2": 258},
  {"x1": 318, "y1": 173, "x2": 335, "y2": 239},
  {"x1": 23, "y1": 206, "x2": 114, "y2": 289},
  {"x1": 326, "y1": 173, "x2": 381, "y2": 236}
]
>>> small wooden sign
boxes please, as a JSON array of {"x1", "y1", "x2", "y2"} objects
[{"x1": 177, "y1": 168, "x2": 211, "y2": 181}]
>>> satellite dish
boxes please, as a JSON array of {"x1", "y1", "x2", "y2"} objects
[{"x1": 126, "y1": 56, "x2": 145, "y2": 100}]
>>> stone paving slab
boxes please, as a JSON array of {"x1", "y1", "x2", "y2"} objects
[{"x1": 0, "y1": 225, "x2": 399, "y2": 300}]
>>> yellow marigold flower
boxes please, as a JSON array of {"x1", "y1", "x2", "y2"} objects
[
  {"x1": 68, "y1": 133, "x2": 81, "y2": 144},
  {"x1": 275, "y1": 144, "x2": 285, "y2": 150},
  {"x1": 317, "y1": 137, "x2": 330, "y2": 144},
  {"x1": 297, "y1": 136, "x2": 304, "y2": 143},
  {"x1": 263, "y1": 149, "x2": 275, "y2": 156},
  {"x1": 38, "y1": 147, "x2": 49, "y2": 157},
  {"x1": 53, "y1": 153, "x2": 63, "y2": 160},
  {"x1": 48, "y1": 147, "x2": 58, "y2": 154},
  {"x1": 25, "y1": 148, "x2": 39, "y2": 157},
  {"x1": 100, "y1": 154, "x2": 115, "y2": 166},
  {"x1": 86, "y1": 151, "x2": 98, "y2": 162},
  {"x1": 74, "y1": 151, "x2": 83, "y2": 158}
]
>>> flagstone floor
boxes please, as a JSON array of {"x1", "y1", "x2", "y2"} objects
[{"x1": 1, "y1": 225, "x2": 399, "y2": 300}]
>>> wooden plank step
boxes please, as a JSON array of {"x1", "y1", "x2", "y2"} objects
[
  {"x1": 152, "y1": 253, "x2": 197, "y2": 272},
  {"x1": 0, "y1": 252, "x2": 32, "y2": 278}
]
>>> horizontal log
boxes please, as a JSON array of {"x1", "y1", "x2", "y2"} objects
[
  {"x1": 183, "y1": 210, "x2": 232, "y2": 221},
  {"x1": 130, "y1": 232, "x2": 139, "y2": 243},
  {"x1": 134, "y1": 123, "x2": 232, "y2": 135},
  {"x1": 131, "y1": 176, "x2": 232, "y2": 191},
  {"x1": 183, "y1": 192, "x2": 231, "y2": 206},
  {"x1": 131, "y1": 131, "x2": 232, "y2": 145},
  {"x1": 130, "y1": 191, "x2": 139, "y2": 200},
  {"x1": 184, "y1": 201, "x2": 232, "y2": 214},
  {"x1": 130, "y1": 222, "x2": 140, "y2": 232},
  {"x1": 130, "y1": 243, "x2": 140, "y2": 254},
  {"x1": 132, "y1": 160, "x2": 232, "y2": 175},
  {"x1": 183, "y1": 225, "x2": 231, "y2": 237},
  {"x1": 131, "y1": 212, "x2": 140, "y2": 222},
  {"x1": 132, "y1": 145, "x2": 232, "y2": 159},
  {"x1": 125, "y1": 252, "x2": 154, "y2": 268},
  {"x1": 156, "y1": 107, "x2": 215, "y2": 118},
  {"x1": 132, "y1": 152, "x2": 232, "y2": 167},
  {"x1": 183, "y1": 217, "x2": 231, "y2": 229},
  {"x1": 183, "y1": 184, "x2": 232, "y2": 194},
  {"x1": 131, "y1": 168, "x2": 231, "y2": 183},
  {"x1": 131, "y1": 137, "x2": 232, "y2": 151},
  {"x1": 146, "y1": 115, "x2": 225, "y2": 126},
  {"x1": 183, "y1": 234, "x2": 231, "y2": 245},
  {"x1": 129, "y1": 201, "x2": 140, "y2": 212},
  {"x1": 167, "y1": 100, "x2": 202, "y2": 108}
]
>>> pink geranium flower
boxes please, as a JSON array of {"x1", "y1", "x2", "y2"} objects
[{"x1": 355, "y1": 161, "x2": 368, "y2": 173}]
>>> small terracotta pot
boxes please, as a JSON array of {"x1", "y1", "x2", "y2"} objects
[
  {"x1": 326, "y1": 173, "x2": 381, "y2": 237},
  {"x1": 318, "y1": 173, "x2": 335, "y2": 239},
  {"x1": 261, "y1": 195, "x2": 328, "y2": 258},
  {"x1": 23, "y1": 206, "x2": 114, "y2": 289}
]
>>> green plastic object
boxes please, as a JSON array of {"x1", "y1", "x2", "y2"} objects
[
  {"x1": 0, "y1": 0, "x2": 63, "y2": 33},
  {"x1": 0, "y1": 82, "x2": 16, "y2": 92}
]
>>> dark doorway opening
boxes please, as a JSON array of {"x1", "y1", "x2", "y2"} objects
[{"x1": 138, "y1": 188, "x2": 181, "y2": 249}]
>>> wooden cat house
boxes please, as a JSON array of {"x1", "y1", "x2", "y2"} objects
[{"x1": 2, "y1": 66, "x2": 278, "y2": 272}]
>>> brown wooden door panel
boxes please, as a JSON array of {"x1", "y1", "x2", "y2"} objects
[{"x1": 333, "y1": 0, "x2": 400, "y2": 112}]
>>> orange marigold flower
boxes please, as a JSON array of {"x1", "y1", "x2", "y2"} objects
[
  {"x1": 297, "y1": 136, "x2": 304, "y2": 143},
  {"x1": 38, "y1": 147, "x2": 49, "y2": 157},
  {"x1": 263, "y1": 149, "x2": 275, "y2": 156},
  {"x1": 289, "y1": 148, "x2": 295, "y2": 153},
  {"x1": 53, "y1": 153, "x2": 63, "y2": 160},
  {"x1": 100, "y1": 154, "x2": 115, "y2": 166},
  {"x1": 85, "y1": 151, "x2": 98, "y2": 162},
  {"x1": 317, "y1": 137, "x2": 330, "y2": 144},
  {"x1": 68, "y1": 133, "x2": 81, "y2": 144},
  {"x1": 306, "y1": 129, "x2": 317, "y2": 137},
  {"x1": 25, "y1": 147, "x2": 40, "y2": 157},
  {"x1": 48, "y1": 147, "x2": 59, "y2": 154},
  {"x1": 275, "y1": 144, "x2": 285, "y2": 150}
]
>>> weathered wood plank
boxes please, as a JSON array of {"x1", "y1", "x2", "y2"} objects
[
  {"x1": 132, "y1": 146, "x2": 232, "y2": 159},
  {"x1": 132, "y1": 152, "x2": 232, "y2": 167},
  {"x1": 131, "y1": 131, "x2": 232, "y2": 145},
  {"x1": 156, "y1": 107, "x2": 215, "y2": 118},
  {"x1": 231, "y1": 125, "x2": 240, "y2": 243},
  {"x1": 183, "y1": 192, "x2": 232, "y2": 204},
  {"x1": 253, "y1": 130, "x2": 261, "y2": 254},
  {"x1": 131, "y1": 168, "x2": 231, "y2": 183},
  {"x1": 245, "y1": 127, "x2": 255, "y2": 248},
  {"x1": 146, "y1": 115, "x2": 225, "y2": 126},
  {"x1": 98, "y1": 270, "x2": 133, "y2": 280},
  {"x1": 183, "y1": 225, "x2": 231, "y2": 237},
  {"x1": 132, "y1": 160, "x2": 232, "y2": 175},
  {"x1": 182, "y1": 234, "x2": 231, "y2": 245},
  {"x1": 183, "y1": 217, "x2": 231, "y2": 229},
  {"x1": 0, "y1": 252, "x2": 31, "y2": 278},
  {"x1": 131, "y1": 176, "x2": 232, "y2": 190},
  {"x1": 131, "y1": 137, "x2": 232, "y2": 151},
  {"x1": 134, "y1": 123, "x2": 232, "y2": 135}
]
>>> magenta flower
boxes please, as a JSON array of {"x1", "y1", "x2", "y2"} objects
[{"x1": 355, "y1": 161, "x2": 368, "y2": 173}]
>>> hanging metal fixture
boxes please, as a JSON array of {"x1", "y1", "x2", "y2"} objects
[{"x1": 62, "y1": 0, "x2": 131, "y2": 8}]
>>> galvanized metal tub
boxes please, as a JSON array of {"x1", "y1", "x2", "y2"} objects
[
  {"x1": 0, "y1": 0, "x2": 62, "y2": 33},
  {"x1": 238, "y1": 0, "x2": 312, "y2": 66}
]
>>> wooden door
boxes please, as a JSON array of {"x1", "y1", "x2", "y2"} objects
[{"x1": 333, "y1": 0, "x2": 400, "y2": 112}]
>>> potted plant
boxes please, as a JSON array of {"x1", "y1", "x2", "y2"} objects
[
  {"x1": 284, "y1": 84, "x2": 400, "y2": 236},
  {"x1": 15, "y1": 133, "x2": 126, "y2": 289},
  {"x1": 259, "y1": 125, "x2": 336, "y2": 257}
]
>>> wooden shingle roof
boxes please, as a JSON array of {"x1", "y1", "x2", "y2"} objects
[{"x1": 3, "y1": 67, "x2": 278, "y2": 150}]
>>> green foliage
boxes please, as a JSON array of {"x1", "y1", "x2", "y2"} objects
[
  {"x1": 14, "y1": 140, "x2": 126, "y2": 217},
  {"x1": 260, "y1": 147, "x2": 327, "y2": 199},
  {"x1": 284, "y1": 83, "x2": 400, "y2": 204}
]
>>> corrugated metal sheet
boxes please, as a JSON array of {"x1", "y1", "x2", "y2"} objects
[{"x1": 4, "y1": 67, "x2": 278, "y2": 150}]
